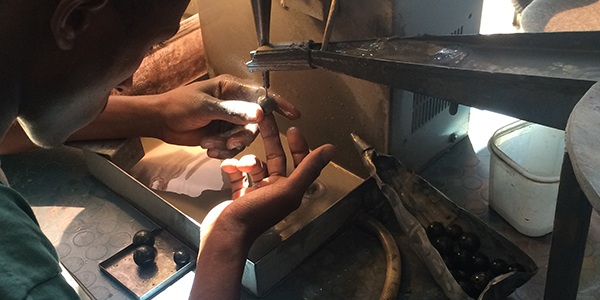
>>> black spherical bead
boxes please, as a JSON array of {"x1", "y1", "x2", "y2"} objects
[
  {"x1": 173, "y1": 250, "x2": 191, "y2": 265},
  {"x1": 445, "y1": 224, "x2": 464, "y2": 240},
  {"x1": 473, "y1": 252, "x2": 491, "y2": 272},
  {"x1": 426, "y1": 222, "x2": 445, "y2": 240},
  {"x1": 433, "y1": 236, "x2": 454, "y2": 255},
  {"x1": 508, "y1": 263, "x2": 526, "y2": 273},
  {"x1": 490, "y1": 259, "x2": 510, "y2": 276},
  {"x1": 133, "y1": 245, "x2": 157, "y2": 266},
  {"x1": 458, "y1": 232, "x2": 481, "y2": 253},
  {"x1": 133, "y1": 230, "x2": 155, "y2": 247},
  {"x1": 470, "y1": 271, "x2": 493, "y2": 292},
  {"x1": 454, "y1": 249, "x2": 475, "y2": 271}
]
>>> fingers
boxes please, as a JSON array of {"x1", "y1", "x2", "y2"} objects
[
  {"x1": 214, "y1": 75, "x2": 263, "y2": 101},
  {"x1": 200, "y1": 122, "x2": 259, "y2": 158},
  {"x1": 221, "y1": 159, "x2": 245, "y2": 197},
  {"x1": 287, "y1": 144, "x2": 335, "y2": 195},
  {"x1": 258, "y1": 114, "x2": 286, "y2": 177},
  {"x1": 214, "y1": 74, "x2": 300, "y2": 120},
  {"x1": 237, "y1": 155, "x2": 268, "y2": 183},
  {"x1": 205, "y1": 100, "x2": 263, "y2": 125},
  {"x1": 207, "y1": 148, "x2": 244, "y2": 159},
  {"x1": 271, "y1": 92, "x2": 301, "y2": 120},
  {"x1": 221, "y1": 155, "x2": 268, "y2": 198},
  {"x1": 218, "y1": 145, "x2": 334, "y2": 241},
  {"x1": 286, "y1": 127, "x2": 310, "y2": 168},
  {"x1": 224, "y1": 124, "x2": 259, "y2": 150}
]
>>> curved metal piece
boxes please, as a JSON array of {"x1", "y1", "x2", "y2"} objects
[
  {"x1": 357, "y1": 213, "x2": 401, "y2": 300},
  {"x1": 352, "y1": 133, "x2": 538, "y2": 300}
]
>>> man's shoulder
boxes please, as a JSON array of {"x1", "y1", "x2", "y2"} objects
[
  {"x1": 0, "y1": 160, "x2": 8, "y2": 186},
  {"x1": 0, "y1": 185, "x2": 69, "y2": 299}
]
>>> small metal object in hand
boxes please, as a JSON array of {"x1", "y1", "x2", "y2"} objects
[{"x1": 257, "y1": 95, "x2": 277, "y2": 115}]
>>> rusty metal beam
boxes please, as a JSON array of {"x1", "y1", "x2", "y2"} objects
[{"x1": 247, "y1": 31, "x2": 600, "y2": 129}]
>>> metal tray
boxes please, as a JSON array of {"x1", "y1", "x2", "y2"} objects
[
  {"x1": 99, "y1": 229, "x2": 196, "y2": 300},
  {"x1": 354, "y1": 133, "x2": 538, "y2": 300}
]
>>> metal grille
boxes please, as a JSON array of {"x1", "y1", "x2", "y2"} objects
[
  {"x1": 411, "y1": 94, "x2": 451, "y2": 132},
  {"x1": 410, "y1": 25, "x2": 464, "y2": 133},
  {"x1": 451, "y1": 26, "x2": 464, "y2": 35}
]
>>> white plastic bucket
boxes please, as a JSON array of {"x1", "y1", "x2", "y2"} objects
[{"x1": 488, "y1": 121, "x2": 565, "y2": 237}]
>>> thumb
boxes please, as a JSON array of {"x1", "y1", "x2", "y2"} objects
[
  {"x1": 206, "y1": 99, "x2": 264, "y2": 125},
  {"x1": 287, "y1": 144, "x2": 335, "y2": 194}
]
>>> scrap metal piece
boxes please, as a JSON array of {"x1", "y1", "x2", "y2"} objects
[{"x1": 352, "y1": 133, "x2": 538, "y2": 300}]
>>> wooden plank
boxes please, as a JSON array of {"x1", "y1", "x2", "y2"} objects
[{"x1": 114, "y1": 13, "x2": 207, "y2": 96}]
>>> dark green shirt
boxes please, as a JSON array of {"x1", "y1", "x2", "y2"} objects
[{"x1": 0, "y1": 183, "x2": 80, "y2": 300}]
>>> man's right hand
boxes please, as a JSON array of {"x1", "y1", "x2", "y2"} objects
[{"x1": 190, "y1": 114, "x2": 334, "y2": 300}]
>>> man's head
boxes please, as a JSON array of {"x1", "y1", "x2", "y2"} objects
[{"x1": 13, "y1": 0, "x2": 190, "y2": 147}]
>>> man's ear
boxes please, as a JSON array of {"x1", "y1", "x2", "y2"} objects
[{"x1": 50, "y1": 0, "x2": 110, "y2": 50}]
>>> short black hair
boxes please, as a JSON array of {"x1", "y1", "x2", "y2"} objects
[
  {"x1": 112, "y1": 1, "x2": 148, "y2": 11},
  {"x1": 109, "y1": 0, "x2": 164, "y2": 28},
  {"x1": 111, "y1": 0, "x2": 163, "y2": 16}
]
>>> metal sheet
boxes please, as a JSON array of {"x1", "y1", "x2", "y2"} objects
[{"x1": 83, "y1": 134, "x2": 366, "y2": 296}]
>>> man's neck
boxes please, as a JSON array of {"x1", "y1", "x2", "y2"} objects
[
  {"x1": 0, "y1": 7, "x2": 25, "y2": 144},
  {"x1": 0, "y1": 64, "x2": 22, "y2": 144}
]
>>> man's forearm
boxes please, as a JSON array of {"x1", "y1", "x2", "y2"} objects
[
  {"x1": 68, "y1": 95, "x2": 162, "y2": 142},
  {"x1": 0, "y1": 95, "x2": 162, "y2": 155},
  {"x1": 0, "y1": 121, "x2": 35, "y2": 154},
  {"x1": 190, "y1": 220, "x2": 252, "y2": 300}
]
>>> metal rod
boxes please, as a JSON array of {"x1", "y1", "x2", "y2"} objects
[
  {"x1": 250, "y1": 0, "x2": 271, "y2": 46},
  {"x1": 321, "y1": 0, "x2": 339, "y2": 51},
  {"x1": 250, "y1": 0, "x2": 272, "y2": 91}
]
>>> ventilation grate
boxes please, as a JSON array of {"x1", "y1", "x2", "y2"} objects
[
  {"x1": 410, "y1": 25, "x2": 464, "y2": 133},
  {"x1": 451, "y1": 26, "x2": 464, "y2": 35},
  {"x1": 411, "y1": 94, "x2": 451, "y2": 133}
]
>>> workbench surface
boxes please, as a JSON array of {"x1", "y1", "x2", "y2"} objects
[{"x1": 2, "y1": 137, "x2": 600, "y2": 299}]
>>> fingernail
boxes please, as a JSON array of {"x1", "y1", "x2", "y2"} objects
[
  {"x1": 247, "y1": 106, "x2": 261, "y2": 121},
  {"x1": 228, "y1": 141, "x2": 242, "y2": 150},
  {"x1": 202, "y1": 141, "x2": 215, "y2": 149},
  {"x1": 322, "y1": 145, "x2": 336, "y2": 161},
  {"x1": 207, "y1": 149, "x2": 219, "y2": 158},
  {"x1": 280, "y1": 108, "x2": 295, "y2": 118}
]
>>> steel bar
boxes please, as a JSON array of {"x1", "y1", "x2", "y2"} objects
[
  {"x1": 247, "y1": 32, "x2": 600, "y2": 129},
  {"x1": 250, "y1": 0, "x2": 271, "y2": 46},
  {"x1": 250, "y1": 0, "x2": 272, "y2": 90}
]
